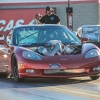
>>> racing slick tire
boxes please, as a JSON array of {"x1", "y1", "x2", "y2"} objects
[
  {"x1": 90, "y1": 75, "x2": 99, "y2": 80},
  {"x1": 12, "y1": 54, "x2": 25, "y2": 82}
]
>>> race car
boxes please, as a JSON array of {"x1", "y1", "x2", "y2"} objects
[{"x1": 0, "y1": 24, "x2": 100, "y2": 82}]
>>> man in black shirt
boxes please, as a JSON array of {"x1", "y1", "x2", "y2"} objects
[{"x1": 39, "y1": 6, "x2": 60, "y2": 25}]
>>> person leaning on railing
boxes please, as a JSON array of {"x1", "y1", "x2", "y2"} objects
[{"x1": 29, "y1": 13, "x2": 42, "y2": 25}]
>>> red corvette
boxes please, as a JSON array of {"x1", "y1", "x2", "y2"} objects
[{"x1": 0, "y1": 24, "x2": 100, "y2": 82}]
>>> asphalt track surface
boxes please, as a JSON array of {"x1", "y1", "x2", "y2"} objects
[{"x1": 0, "y1": 77, "x2": 100, "y2": 100}]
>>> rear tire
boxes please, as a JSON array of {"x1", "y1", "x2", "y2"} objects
[
  {"x1": 90, "y1": 75, "x2": 99, "y2": 80},
  {"x1": 12, "y1": 54, "x2": 25, "y2": 82}
]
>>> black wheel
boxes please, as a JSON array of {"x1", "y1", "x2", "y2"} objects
[
  {"x1": 90, "y1": 75, "x2": 99, "y2": 80},
  {"x1": 12, "y1": 54, "x2": 24, "y2": 82}
]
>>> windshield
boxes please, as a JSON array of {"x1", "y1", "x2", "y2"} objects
[
  {"x1": 82, "y1": 26, "x2": 99, "y2": 41},
  {"x1": 14, "y1": 26, "x2": 80, "y2": 45}
]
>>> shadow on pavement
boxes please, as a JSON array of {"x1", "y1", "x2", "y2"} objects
[{"x1": 0, "y1": 77, "x2": 93, "y2": 89}]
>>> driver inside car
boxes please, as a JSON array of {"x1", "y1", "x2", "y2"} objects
[
  {"x1": 41, "y1": 31, "x2": 58, "y2": 42},
  {"x1": 47, "y1": 31, "x2": 58, "y2": 40}
]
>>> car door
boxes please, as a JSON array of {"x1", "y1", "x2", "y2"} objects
[
  {"x1": 0, "y1": 30, "x2": 13, "y2": 72},
  {"x1": 0, "y1": 40, "x2": 10, "y2": 72},
  {"x1": 4, "y1": 29, "x2": 14, "y2": 71}
]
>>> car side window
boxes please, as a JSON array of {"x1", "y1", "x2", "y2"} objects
[
  {"x1": 5, "y1": 30, "x2": 13, "y2": 45},
  {"x1": 82, "y1": 27, "x2": 99, "y2": 41}
]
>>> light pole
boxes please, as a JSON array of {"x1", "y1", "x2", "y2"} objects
[
  {"x1": 66, "y1": 0, "x2": 73, "y2": 30},
  {"x1": 68, "y1": 0, "x2": 71, "y2": 7}
]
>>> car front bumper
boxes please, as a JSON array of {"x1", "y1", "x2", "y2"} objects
[{"x1": 16, "y1": 57, "x2": 100, "y2": 79}]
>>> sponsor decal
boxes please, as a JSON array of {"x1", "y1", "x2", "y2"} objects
[
  {"x1": 0, "y1": 19, "x2": 24, "y2": 32},
  {"x1": 67, "y1": 13, "x2": 73, "y2": 30}
]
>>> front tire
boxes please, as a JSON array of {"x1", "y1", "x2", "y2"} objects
[
  {"x1": 90, "y1": 75, "x2": 99, "y2": 80},
  {"x1": 12, "y1": 54, "x2": 24, "y2": 82}
]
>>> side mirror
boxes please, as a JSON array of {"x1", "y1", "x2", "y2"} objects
[
  {"x1": 0, "y1": 34, "x2": 4, "y2": 40},
  {"x1": 81, "y1": 37, "x2": 89, "y2": 43},
  {"x1": 0, "y1": 40, "x2": 9, "y2": 48}
]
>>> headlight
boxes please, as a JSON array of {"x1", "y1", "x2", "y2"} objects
[
  {"x1": 85, "y1": 49, "x2": 100, "y2": 58},
  {"x1": 22, "y1": 51, "x2": 42, "y2": 60}
]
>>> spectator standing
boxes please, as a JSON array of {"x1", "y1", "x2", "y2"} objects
[
  {"x1": 39, "y1": 6, "x2": 60, "y2": 25},
  {"x1": 29, "y1": 13, "x2": 42, "y2": 25}
]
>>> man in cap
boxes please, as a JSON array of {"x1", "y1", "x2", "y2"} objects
[{"x1": 38, "y1": 6, "x2": 60, "y2": 24}]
